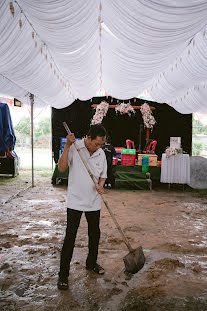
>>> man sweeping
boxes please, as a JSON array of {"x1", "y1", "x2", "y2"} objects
[{"x1": 57, "y1": 124, "x2": 107, "y2": 290}]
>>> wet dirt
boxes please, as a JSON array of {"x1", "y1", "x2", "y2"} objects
[{"x1": 0, "y1": 172, "x2": 207, "y2": 310}]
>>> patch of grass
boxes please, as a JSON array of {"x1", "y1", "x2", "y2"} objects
[
  {"x1": 20, "y1": 167, "x2": 53, "y2": 177},
  {"x1": 0, "y1": 176, "x2": 14, "y2": 185},
  {"x1": 191, "y1": 189, "x2": 207, "y2": 198}
]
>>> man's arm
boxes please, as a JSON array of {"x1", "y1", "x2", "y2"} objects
[
  {"x1": 58, "y1": 133, "x2": 75, "y2": 172},
  {"x1": 96, "y1": 177, "x2": 106, "y2": 195},
  {"x1": 95, "y1": 152, "x2": 107, "y2": 195}
]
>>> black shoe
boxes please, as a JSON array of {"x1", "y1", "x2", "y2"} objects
[
  {"x1": 57, "y1": 276, "x2": 69, "y2": 290},
  {"x1": 86, "y1": 263, "x2": 105, "y2": 275}
]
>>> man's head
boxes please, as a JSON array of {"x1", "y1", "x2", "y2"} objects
[{"x1": 85, "y1": 124, "x2": 106, "y2": 153}]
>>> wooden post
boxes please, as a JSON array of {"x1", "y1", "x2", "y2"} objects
[
  {"x1": 146, "y1": 128, "x2": 150, "y2": 141},
  {"x1": 29, "y1": 93, "x2": 34, "y2": 187}
]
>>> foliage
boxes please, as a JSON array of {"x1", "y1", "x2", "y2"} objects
[
  {"x1": 15, "y1": 116, "x2": 30, "y2": 136},
  {"x1": 192, "y1": 116, "x2": 207, "y2": 135},
  {"x1": 15, "y1": 117, "x2": 51, "y2": 148},
  {"x1": 192, "y1": 142, "x2": 203, "y2": 156},
  {"x1": 34, "y1": 117, "x2": 51, "y2": 138}
]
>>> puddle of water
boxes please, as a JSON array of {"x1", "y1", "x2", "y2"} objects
[
  {"x1": 23, "y1": 199, "x2": 59, "y2": 205},
  {"x1": 36, "y1": 220, "x2": 52, "y2": 226}
]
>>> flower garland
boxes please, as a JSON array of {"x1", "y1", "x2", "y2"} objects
[
  {"x1": 91, "y1": 101, "x2": 109, "y2": 125},
  {"x1": 140, "y1": 102, "x2": 156, "y2": 129},
  {"x1": 115, "y1": 102, "x2": 135, "y2": 116},
  {"x1": 165, "y1": 146, "x2": 183, "y2": 158}
]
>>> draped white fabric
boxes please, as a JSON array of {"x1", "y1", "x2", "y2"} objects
[
  {"x1": 161, "y1": 154, "x2": 190, "y2": 184},
  {"x1": 1, "y1": 0, "x2": 207, "y2": 113}
]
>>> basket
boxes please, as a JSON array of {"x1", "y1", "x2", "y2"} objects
[
  {"x1": 121, "y1": 154, "x2": 136, "y2": 166},
  {"x1": 121, "y1": 149, "x2": 136, "y2": 166}
]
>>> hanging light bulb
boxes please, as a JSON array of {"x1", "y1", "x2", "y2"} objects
[
  {"x1": 19, "y1": 19, "x2": 22, "y2": 29},
  {"x1": 10, "y1": 2, "x2": 14, "y2": 16}
]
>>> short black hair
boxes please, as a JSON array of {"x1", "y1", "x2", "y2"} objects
[
  {"x1": 106, "y1": 136, "x2": 111, "y2": 143},
  {"x1": 87, "y1": 124, "x2": 106, "y2": 140}
]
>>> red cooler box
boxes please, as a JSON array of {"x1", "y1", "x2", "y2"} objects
[{"x1": 121, "y1": 149, "x2": 136, "y2": 166}]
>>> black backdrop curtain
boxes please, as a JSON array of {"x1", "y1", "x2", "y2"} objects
[{"x1": 52, "y1": 97, "x2": 192, "y2": 163}]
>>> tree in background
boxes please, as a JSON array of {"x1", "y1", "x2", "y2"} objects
[
  {"x1": 35, "y1": 117, "x2": 51, "y2": 138},
  {"x1": 192, "y1": 115, "x2": 207, "y2": 156},
  {"x1": 192, "y1": 142, "x2": 203, "y2": 156},
  {"x1": 193, "y1": 116, "x2": 207, "y2": 135},
  {"x1": 15, "y1": 116, "x2": 30, "y2": 136},
  {"x1": 15, "y1": 116, "x2": 51, "y2": 148}
]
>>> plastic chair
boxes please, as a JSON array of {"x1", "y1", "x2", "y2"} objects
[
  {"x1": 143, "y1": 140, "x2": 157, "y2": 154},
  {"x1": 126, "y1": 139, "x2": 135, "y2": 149}
]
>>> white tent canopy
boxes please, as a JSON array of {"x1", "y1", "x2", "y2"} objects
[{"x1": 1, "y1": 0, "x2": 207, "y2": 113}]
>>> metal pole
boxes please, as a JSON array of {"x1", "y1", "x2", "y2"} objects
[
  {"x1": 51, "y1": 107, "x2": 53, "y2": 171},
  {"x1": 138, "y1": 124, "x2": 143, "y2": 152},
  {"x1": 29, "y1": 93, "x2": 34, "y2": 187}
]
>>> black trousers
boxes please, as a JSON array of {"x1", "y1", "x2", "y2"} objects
[
  {"x1": 59, "y1": 208, "x2": 100, "y2": 279},
  {"x1": 106, "y1": 164, "x2": 115, "y2": 186}
]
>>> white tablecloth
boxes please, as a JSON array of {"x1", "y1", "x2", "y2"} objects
[{"x1": 161, "y1": 154, "x2": 190, "y2": 184}]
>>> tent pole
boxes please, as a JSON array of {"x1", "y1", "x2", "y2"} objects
[
  {"x1": 29, "y1": 93, "x2": 34, "y2": 187},
  {"x1": 51, "y1": 107, "x2": 53, "y2": 171}
]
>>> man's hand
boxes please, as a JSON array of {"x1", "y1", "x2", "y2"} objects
[
  {"x1": 95, "y1": 184, "x2": 104, "y2": 195},
  {"x1": 66, "y1": 133, "x2": 76, "y2": 147}
]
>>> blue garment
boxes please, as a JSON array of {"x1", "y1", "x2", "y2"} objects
[{"x1": 0, "y1": 103, "x2": 16, "y2": 152}]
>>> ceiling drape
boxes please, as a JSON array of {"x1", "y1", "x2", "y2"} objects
[{"x1": 1, "y1": 0, "x2": 207, "y2": 113}]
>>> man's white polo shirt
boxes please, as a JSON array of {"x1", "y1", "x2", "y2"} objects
[{"x1": 67, "y1": 139, "x2": 107, "y2": 212}]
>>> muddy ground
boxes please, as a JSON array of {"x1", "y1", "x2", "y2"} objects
[{"x1": 0, "y1": 170, "x2": 207, "y2": 311}]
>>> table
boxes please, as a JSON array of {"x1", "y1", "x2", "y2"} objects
[{"x1": 161, "y1": 153, "x2": 190, "y2": 184}]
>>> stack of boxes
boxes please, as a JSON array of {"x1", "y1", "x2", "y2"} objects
[
  {"x1": 121, "y1": 149, "x2": 136, "y2": 166},
  {"x1": 137, "y1": 154, "x2": 157, "y2": 167}
]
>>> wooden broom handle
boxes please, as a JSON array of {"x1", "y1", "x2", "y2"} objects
[{"x1": 63, "y1": 122, "x2": 133, "y2": 252}]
